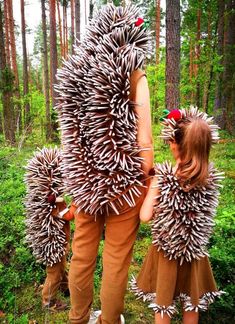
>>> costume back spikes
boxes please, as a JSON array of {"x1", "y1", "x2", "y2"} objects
[
  {"x1": 24, "y1": 148, "x2": 67, "y2": 266},
  {"x1": 152, "y1": 162, "x2": 224, "y2": 264},
  {"x1": 55, "y1": 4, "x2": 151, "y2": 216}
]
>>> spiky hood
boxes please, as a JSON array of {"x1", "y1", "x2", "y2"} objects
[
  {"x1": 55, "y1": 4, "x2": 151, "y2": 216},
  {"x1": 160, "y1": 106, "x2": 220, "y2": 143},
  {"x1": 24, "y1": 148, "x2": 67, "y2": 266}
]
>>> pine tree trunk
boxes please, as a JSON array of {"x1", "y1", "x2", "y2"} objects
[
  {"x1": 41, "y1": 0, "x2": 51, "y2": 140},
  {"x1": 221, "y1": 0, "x2": 235, "y2": 134},
  {"x1": 71, "y1": 0, "x2": 75, "y2": 52},
  {"x1": 195, "y1": 5, "x2": 201, "y2": 108},
  {"x1": 189, "y1": 36, "x2": 194, "y2": 103},
  {"x1": 7, "y1": 0, "x2": 21, "y2": 132},
  {"x1": 0, "y1": 2, "x2": 15, "y2": 144},
  {"x1": 63, "y1": 4, "x2": 68, "y2": 59},
  {"x1": 49, "y1": 0, "x2": 58, "y2": 108},
  {"x1": 165, "y1": 0, "x2": 181, "y2": 110},
  {"x1": 57, "y1": 0, "x2": 63, "y2": 58},
  {"x1": 89, "y1": 0, "x2": 94, "y2": 21},
  {"x1": 155, "y1": 0, "x2": 161, "y2": 65},
  {"x1": 3, "y1": 0, "x2": 10, "y2": 66},
  {"x1": 202, "y1": 8, "x2": 213, "y2": 112},
  {"x1": 214, "y1": 0, "x2": 225, "y2": 127},
  {"x1": 75, "y1": 0, "x2": 80, "y2": 42},
  {"x1": 21, "y1": 0, "x2": 30, "y2": 128}
]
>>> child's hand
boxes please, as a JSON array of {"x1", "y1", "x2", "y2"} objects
[{"x1": 51, "y1": 201, "x2": 74, "y2": 221}]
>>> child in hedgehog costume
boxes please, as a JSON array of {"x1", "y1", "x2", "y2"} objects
[
  {"x1": 24, "y1": 147, "x2": 76, "y2": 310},
  {"x1": 55, "y1": 4, "x2": 153, "y2": 324},
  {"x1": 130, "y1": 107, "x2": 225, "y2": 324}
]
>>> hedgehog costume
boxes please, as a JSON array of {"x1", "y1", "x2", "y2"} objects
[
  {"x1": 130, "y1": 107, "x2": 225, "y2": 318},
  {"x1": 24, "y1": 147, "x2": 73, "y2": 308},
  {"x1": 54, "y1": 4, "x2": 153, "y2": 323}
]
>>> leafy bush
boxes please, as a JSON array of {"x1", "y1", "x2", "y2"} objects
[{"x1": 0, "y1": 148, "x2": 44, "y2": 312}]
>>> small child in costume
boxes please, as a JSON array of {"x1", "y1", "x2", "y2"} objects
[
  {"x1": 130, "y1": 107, "x2": 225, "y2": 324},
  {"x1": 41, "y1": 195, "x2": 76, "y2": 310},
  {"x1": 24, "y1": 147, "x2": 76, "y2": 311}
]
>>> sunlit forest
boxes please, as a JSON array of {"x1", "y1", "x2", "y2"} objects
[{"x1": 0, "y1": 0, "x2": 234, "y2": 323}]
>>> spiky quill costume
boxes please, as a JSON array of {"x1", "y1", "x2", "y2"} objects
[
  {"x1": 24, "y1": 147, "x2": 67, "y2": 266},
  {"x1": 55, "y1": 4, "x2": 151, "y2": 216},
  {"x1": 130, "y1": 107, "x2": 225, "y2": 317}
]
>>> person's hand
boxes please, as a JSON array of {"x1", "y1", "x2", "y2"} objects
[{"x1": 50, "y1": 200, "x2": 74, "y2": 221}]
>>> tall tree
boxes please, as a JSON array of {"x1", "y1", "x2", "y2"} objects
[
  {"x1": 89, "y1": 0, "x2": 94, "y2": 21},
  {"x1": 3, "y1": 0, "x2": 10, "y2": 66},
  {"x1": 214, "y1": 0, "x2": 225, "y2": 127},
  {"x1": 41, "y1": 0, "x2": 51, "y2": 140},
  {"x1": 194, "y1": 3, "x2": 201, "y2": 108},
  {"x1": 7, "y1": 0, "x2": 21, "y2": 131},
  {"x1": 155, "y1": 0, "x2": 161, "y2": 65},
  {"x1": 74, "y1": 0, "x2": 80, "y2": 41},
  {"x1": 71, "y1": 0, "x2": 75, "y2": 51},
  {"x1": 0, "y1": 2, "x2": 15, "y2": 144},
  {"x1": 57, "y1": 0, "x2": 64, "y2": 58},
  {"x1": 49, "y1": 0, "x2": 58, "y2": 108},
  {"x1": 20, "y1": 0, "x2": 30, "y2": 128},
  {"x1": 165, "y1": 0, "x2": 181, "y2": 110},
  {"x1": 62, "y1": 0, "x2": 68, "y2": 58},
  {"x1": 221, "y1": 0, "x2": 235, "y2": 133}
]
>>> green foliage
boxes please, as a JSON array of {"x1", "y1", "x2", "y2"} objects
[{"x1": 0, "y1": 147, "x2": 44, "y2": 312}]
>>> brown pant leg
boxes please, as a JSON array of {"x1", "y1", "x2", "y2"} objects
[
  {"x1": 69, "y1": 211, "x2": 104, "y2": 324},
  {"x1": 42, "y1": 221, "x2": 70, "y2": 305},
  {"x1": 99, "y1": 198, "x2": 143, "y2": 324}
]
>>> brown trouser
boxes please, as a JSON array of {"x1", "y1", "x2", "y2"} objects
[
  {"x1": 42, "y1": 222, "x2": 70, "y2": 305},
  {"x1": 69, "y1": 191, "x2": 145, "y2": 324}
]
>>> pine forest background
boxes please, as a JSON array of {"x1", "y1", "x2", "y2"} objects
[{"x1": 0, "y1": 0, "x2": 234, "y2": 323}]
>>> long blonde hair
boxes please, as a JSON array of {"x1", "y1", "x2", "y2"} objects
[{"x1": 175, "y1": 118, "x2": 212, "y2": 190}]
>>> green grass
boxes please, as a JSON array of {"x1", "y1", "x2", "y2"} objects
[{"x1": 0, "y1": 127, "x2": 234, "y2": 323}]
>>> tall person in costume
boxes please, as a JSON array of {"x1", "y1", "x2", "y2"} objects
[
  {"x1": 130, "y1": 107, "x2": 225, "y2": 324},
  {"x1": 55, "y1": 4, "x2": 153, "y2": 324}
]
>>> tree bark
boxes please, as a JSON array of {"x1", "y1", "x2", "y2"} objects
[
  {"x1": 165, "y1": 0, "x2": 181, "y2": 110},
  {"x1": 49, "y1": 0, "x2": 58, "y2": 108},
  {"x1": 63, "y1": 3, "x2": 68, "y2": 59},
  {"x1": 57, "y1": 0, "x2": 63, "y2": 58},
  {"x1": 195, "y1": 5, "x2": 201, "y2": 108},
  {"x1": 8, "y1": 0, "x2": 18, "y2": 86},
  {"x1": 155, "y1": 0, "x2": 161, "y2": 65},
  {"x1": 3, "y1": 0, "x2": 10, "y2": 66},
  {"x1": 221, "y1": 0, "x2": 235, "y2": 134},
  {"x1": 71, "y1": 0, "x2": 75, "y2": 52},
  {"x1": 41, "y1": 0, "x2": 51, "y2": 140},
  {"x1": 20, "y1": 0, "x2": 30, "y2": 128},
  {"x1": 214, "y1": 0, "x2": 225, "y2": 127},
  {"x1": 89, "y1": 0, "x2": 94, "y2": 21},
  {"x1": 0, "y1": 2, "x2": 15, "y2": 144},
  {"x1": 7, "y1": 0, "x2": 21, "y2": 132},
  {"x1": 74, "y1": 0, "x2": 80, "y2": 42}
]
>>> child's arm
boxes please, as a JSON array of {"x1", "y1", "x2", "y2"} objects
[{"x1": 140, "y1": 175, "x2": 159, "y2": 223}]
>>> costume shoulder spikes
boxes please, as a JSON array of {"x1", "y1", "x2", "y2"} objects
[
  {"x1": 55, "y1": 4, "x2": 151, "y2": 216},
  {"x1": 24, "y1": 147, "x2": 67, "y2": 266},
  {"x1": 152, "y1": 162, "x2": 224, "y2": 264}
]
